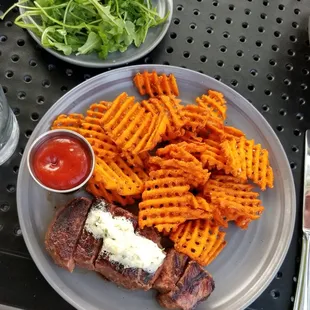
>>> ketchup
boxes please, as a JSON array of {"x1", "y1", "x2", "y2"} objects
[{"x1": 32, "y1": 136, "x2": 92, "y2": 190}]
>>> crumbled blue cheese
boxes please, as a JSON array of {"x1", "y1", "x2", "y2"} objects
[{"x1": 85, "y1": 204, "x2": 165, "y2": 274}]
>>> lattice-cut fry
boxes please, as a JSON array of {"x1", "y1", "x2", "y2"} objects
[
  {"x1": 220, "y1": 137, "x2": 274, "y2": 189},
  {"x1": 171, "y1": 131, "x2": 203, "y2": 144},
  {"x1": 181, "y1": 105, "x2": 210, "y2": 132},
  {"x1": 101, "y1": 93, "x2": 168, "y2": 154},
  {"x1": 155, "y1": 223, "x2": 179, "y2": 235},
  {"x1": 224, "y1": 126, "x2": 245, "y2": 140},
  {"x1": 143, "y1": 96, "x2": 185, "y2": 140},
  {"x1": 203, "y1": 175, "x2": 264, "y2": 228},
  {"x1": 170, "y1": 220, "x2": 226, "y2": 266},
  {"x1": 51, "y1": 113, "x2": 84, "y2": 131},
  {"x1": 86, "y1": 178, "x2": 135, "y2": 207},
  {"x1": 121, "y1": 151, "x2": 149, "y2": 168},
  {"x1": 84, "y1": 101, "x2": 110, "y2": 126},
  {"x1": 133, "y1": 71, "x2": 179, "y2": 97},
  {"x1": 196, "y1": 90, "x2": 227, "y2": 121},
  {"x1": 93, "y1": 156, "x2": 144, "y2": 195},
  {"x1": 87, "y1": 138, "x2": 117, "y2": 159}
]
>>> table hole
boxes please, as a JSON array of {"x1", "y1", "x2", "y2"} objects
[
  {"x1": 214, "y1": 75, "x2": 221, "y2": 81},
  {"x1": 234, "y1": 64, "x2": 241, "y2": 72},
  {"x1": 24, "y1": 75, "x2": 32, "y2": 83},
  {"x1": 25, "y1": 129, "x2": 32, "y2": 138},
  {"x1": 242, "y1": 22, "x2": 249, "y2": 29},
  {"x1": 200, "y1": 55, "x2": 207, "y2": 63},
  {"x1": 293, "y1": 276, "x2": 297, "y2": 282},
  {"x1": 290, "y1": 35, "x2": 297, "y2": 43},
  {"x1": 278, "y1": 4, "x2": 285, "y2": 10},
  {"x1": 245, "y1": 8, "x2": 251, "y2": 15},
  {"x1": 170, "y1": 32, "x2": 177, "y2": 39},
  {"x1": 269, "y1": 59, "x2": 277, "y2": 66},
  {"x1": 276, "y1": 125, "x2": 284, "y2": 132},
  {"x1": 19, "y1": 148, "x2": 24, "y2": 156},
  {"x1": 163, "y1": 61, "x2": 170, "y2": 65},
  {"x1": 12, "y1": 107, "x2": 20, "y2": 116},
  {"x1": 11, "y1": 54, "x2": 19, "y2": 62},
  {"x1": 210, "y1": 13, "x2": 216, "y2": 20},
  {"x1": 274, "y1": 31, "x2": 281, "y2": 38},
  {"x1": 66, "y1": 68, "x2": 73, "y2": 76},
  {"x1": 276, "y1": 17, "x2": 283, "y2": 24},
  {"x1": 292, "y1": 146, "x2": 299, "y2": 152},
  {"x1": 279, "y1": 109, "x2": 287, "y2": 116},
  {"x1": 183, "y1": 51, "x2": 190, "y2": 58},
  {"x1": 31, "y1": 112, "x2": 39, "y2": 121},
  {"x1": 281, "y1": 93, "x2": 289, "y2": 100},
  {"x1": 223, "y1": 31, "x2": 230, "y2": 38},
  {"x1": 226, "y1": 17, "x2": 232, "y2": 24},
  {"x1": 220, "y1": 46, "x2": 227, "y2": 53},
  {"x1": 272, "y1": 45, "x2": 279, "y2": 52},
  {"x1": 42, "y1": 79, "x2": 51, "y2": 88},
  {"x1": 286, "y1": 62, "x2": 293, "y2": 69},
  {"x1": 299, "y1": 98, "x2": 306, "y2": 105},
  {"x1": 36, "y1": 96, "x2": 45, "y2": 105},
  {"x1": 265, "y1": 89, "x2": 272, "y2": 96},
  {"x1": 186, "y1": 37, "x2": 194, "y2": 44},
  {"x1": 292, "y1": 21, "x2": 299, "y2": 28},
  {"x1": 176, "y1": 4, "x2": 184, "y2": 11},
  {"x1": 301, "y1": 83, "x2": 308, "y2": 90},
  {"x1": 5, "y1": 70, "x2": 14, "y2": 79},
  {"x1": 190, "y1": 23, "x2": 197, "y2": 30},
  {"x1": 14, "y1": 226, "x2": 22, "y2": 236},
  {"x1": 236, "y1": 50, "x2": 244, "y2": 57},
  {"x1": 2, "y1": 86, "x2": 8, "y2": 93},
  {"x1": 302, "y1": 68, "x2": 309, "y2": 75},
  {"x1": 84, "y1": 74, "x2": 91, "y2": 80},
  {"x1": 256, "y1": 40, "x2": 262, "y2": 47},
  {"x1": 294, "y1": 129, "x2": 301, "y2": 136},
  {"x1": 61, "y1": 85, "x2": 68, "y2": 92},
  {"x1": 13, "y1": 165, "x2": 19, "y2": 174},
  {"x1": 5, "y1": 21, "x2": 13, "y2": 27},
  {"x1": 296, "y1": 113, "x2": 304, "y2": 120},
  {"x1": 173, "y1": 18, "x2": 180, "y2": 25},
  {"x1": 260, "y1": 13, "x2": 267, "y2": 19},
  {"x1": 206, "y1": 27, "x2": 213, "y2": 34},
  {"x1": 250, "y1": 69, "x2": 258, "y2": 76},
  {"x1": 248, "y1": 84, "x2": 255, "y2": 91},
  {"x1": 229, "y1": 4, "x2": 235, "y2": 11},
  {"x1": 263, "y1": 0, "x2": 269, "y2": 6},
  {"x1": 17, "y1": 91, "x2": 26, "y2": 100},
  {"x1": 217, "y1": 60, "x2": 224, "y2": 67},
  {"x1": 212, "y1": 0, "x2": 218, "y2": 6},
  {"x1": 283, "y1": 78, "x2": 291, "y2": 86},
  {"x1": 17, "y1": 39, "x2": 25, "y2": 46},
  {"x1": 29, "y1": 59, "x2": 37, "y2": 67},
  {"x1": 7, "y1": 184, "x2": 16, "y2": 193},
  {"x1": 231, "y1": 80, "x2": 238, "y2": 87},
  {"x1": 291, "y1": 296, "x2": 294, "y2": 303},
  {"x1": 253, "y1": 54, "x2": 260, "y2": 61},
  {"x1": 290, "y1": 162, "x2": 297, "y2": 169},
  {"x1": 262, "y1": 104, "x2": 270, "y2": 112},
  {"x1": 258, "y1": 26, "x2": 265, "y2": 33},
  {"x1": 270, "y1": 290, "x2": 280, "y2": 299},
  {"x1": 0, "y1": 203, "x2": 10, "y2": 212},
  {"x1": 0, "y1": 35, "x2": 7, "y2": 42},
  {"x1": 287, "y1": 49, "x2": 295, "y2": 56},
  {"x1": 193, "y1": 9, "x2": 200, "y2": 16},
  {"x1": 294, "y1": 8, "x2": 300, "y2": 15}
]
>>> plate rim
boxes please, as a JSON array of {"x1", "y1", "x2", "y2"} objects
[
  {"x1": 18, "y1": 0, "x2": 173, "y2": 68},
  {"x1": 17, "y1": 64, "x2": 296, "y2": 310}
]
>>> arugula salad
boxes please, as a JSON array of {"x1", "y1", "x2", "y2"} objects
[{"x1": 1, "y1": 0, "x2": 168, "y2": 59}]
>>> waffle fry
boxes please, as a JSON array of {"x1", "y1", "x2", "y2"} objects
[
  {"x1": 133, "y1": 71, "x2": 179, "y2": 97},
  {"x1": 85, "y1": 101, "x2": 110, "y2": 126},
  {"x1": 170, "y1": 220, "x2": 226, "y2": 266},
  {"x1": 204, "y1": 175, "x2": 264, "y2": 228},
  {"x1": 93, "y1": 156, "x2": 144, "y2": 195},
  {"x1": 220, "y1": 137, "x2": 274, "y2": 189},
  {"x1": 143, "y1": 96, "x2": 185, "y2": 140},
  {"x1": 101, "y1": 93, "x2": 168, "y2": 154},
  {"x1": 86, "y1": 178, "x2": 135, "y2": 206},
  {"x1": 51, "y1": 113, "x2": 84, "y2": 131},
  {"x1": 196, "y1": 90, "x2": 227, "y2": 121},
  {"x1": 155, "y1": 223, "x2": 179, "y2": 235},
  {"x1": 182, "y1": 105, "x2": 210, "y2": 132}
]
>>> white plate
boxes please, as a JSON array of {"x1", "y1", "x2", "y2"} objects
[
  {"x1": 19, "y1": 1, "x2": 172, "y2": 68},
  {"x1": 17, "y1": 65, "x2": 295, "y2": 310}
]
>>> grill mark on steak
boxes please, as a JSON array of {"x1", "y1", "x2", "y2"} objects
[
  {"x1": 157, "y1": 261, "x2": 215, "y2": 310},
  {"x1": 45, "y1": 197, "x2": 92, "y2": 272},
  {"x1": 153, "y1": 249, "x2": 188, "y2": 293}
]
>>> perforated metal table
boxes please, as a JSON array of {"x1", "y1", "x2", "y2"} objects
[{"x1": 0, "y1": 0, "x2": 308, "y2": 309}]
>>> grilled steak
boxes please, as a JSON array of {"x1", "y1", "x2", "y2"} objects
[
  {"x1": 153, "y1": 249, "x2": 188, "y2": 293},
  {"x1": 157, "y1": 261, "x2": 215, "y2": 310},
  {"x1": 45, "y1": 197, "x2": 92, "y2": 272},
  {"x1": 94, "y1": 202, "x2": 164, "y2": 290}
]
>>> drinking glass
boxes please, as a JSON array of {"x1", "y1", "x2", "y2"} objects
[{"x1": 0, "y1": 86, "x2": 19, "y2": 165}]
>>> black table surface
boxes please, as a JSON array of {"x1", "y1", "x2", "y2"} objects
[{"x1": 0, "y1": 0, "x2": 309, "y2": 309}]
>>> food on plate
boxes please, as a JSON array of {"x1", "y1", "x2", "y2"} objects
[
  {"x1": 30, "y1": 134, "x2": 93, "y2": 190},
  {"x1": 49, "y1": 70, "x2": 274, "y2": 273},
  {"x1": 2, "y1": 0, "x2": 168, "y2": 59},
  {"x1": 46, "y1": 198, "x2": 215, "y2": 309}
]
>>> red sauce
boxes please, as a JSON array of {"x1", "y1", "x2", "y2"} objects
[{"x1": 32, "y1": 136, "x2": 92, "y2": 190}]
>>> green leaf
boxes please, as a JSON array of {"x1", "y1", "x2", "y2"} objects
[{"x1": 77, "y1": 31, "x2": 101, "y2": 55}]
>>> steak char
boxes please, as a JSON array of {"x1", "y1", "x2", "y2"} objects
[
  {"x1": 45, "y1": 197, "x2": 92, "y2": 272},
  {"x1": 157, "y1": 261, "x2": 215, "y2": 310}
]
